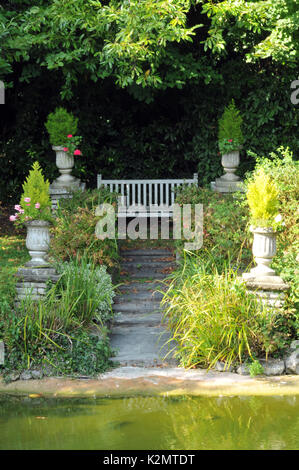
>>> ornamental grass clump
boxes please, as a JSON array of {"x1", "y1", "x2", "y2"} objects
[
  {"x1": 161, "y1": 254, "x2": 277, "y2": 370},
  {"x1": 2, "y1": 256, "x2": 115, "y2": 376},
  {"x1": 218, "y1": 99, "x2": 244, "y2": 154},
  {"x1": 9, "y1": 161, "x2": 52, "y2": 224}
]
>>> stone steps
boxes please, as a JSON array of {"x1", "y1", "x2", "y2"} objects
[
  {"x1": 120, "y1": 270, "x2": 170, "y2": 280},
  {"x1": 109, "y1": 246, "x2": 177, "y2": 366},
  {"x1": 121, "y1": 261, "x2": 176, "y2": 270},
  {"x1": 113, "y1": 312, "x2": 163, "y2": 326},
  {"x1": 120, "y1": 249, "x2": 173, "y2": 256},
  {"x1": 110, "y1": 325, "x2": 176, "y2": 366},
  {"x1": 114, "y1": 290, "x2": 164, "y2": 303}
]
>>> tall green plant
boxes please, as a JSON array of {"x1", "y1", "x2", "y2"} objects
[
  {"x1": 218, "y1": 99, "x2": 244, "y2": 154},
  {"x1": 9, "y1": 162, "x2": 52, "y2": 224}
]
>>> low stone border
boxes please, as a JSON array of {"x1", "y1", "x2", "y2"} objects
[
  {"x1": 214, "y1": 340, "x2": 299, "y2": 376},
  {"x1": 1, "y1": 342, "x2": 298, "y2": 384}
]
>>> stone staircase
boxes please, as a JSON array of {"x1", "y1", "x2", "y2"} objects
[{"x1": 109, "y1": 248, "x2": 178, "y2": 366}]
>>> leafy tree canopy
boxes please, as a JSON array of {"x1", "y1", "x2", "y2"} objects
[
  {"x1": 203, "y1": 0, "x2": 299, "y2": 65},
  {"x1": 1, "y1": 0, "x2": 298, "y2": 97}
]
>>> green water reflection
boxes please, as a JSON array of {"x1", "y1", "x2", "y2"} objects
[{"x1": 0, "y1": 395, "x2": 299, "y2": 450}]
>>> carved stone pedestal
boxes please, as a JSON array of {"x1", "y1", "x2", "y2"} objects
[
  {"x1": 242, "y1": 274, "x2": 289, "y2": 311},
  {"x1": 15, "y1": 266, "x2": 60, "y2": 305},
  {"x1": 49, "y1": 182, "x2": 86, "y2": 210}
]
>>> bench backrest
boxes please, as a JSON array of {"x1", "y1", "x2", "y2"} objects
[{"x1": 97, "y1": 174, "x2": 198, "y2": 216}]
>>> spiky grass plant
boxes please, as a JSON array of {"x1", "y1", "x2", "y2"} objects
[{"x1": 161, "y1": 253, "x2": 275, "y2": 370}]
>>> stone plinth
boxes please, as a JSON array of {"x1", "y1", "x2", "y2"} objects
[
  {"x1": 15, "y1": 267, "x2": 60, "y2": 304},
  {"x1": 212, "y1": 178, "x2": 244, "y2": 193},
  {"x1": 49, "y1": 182, "x2": 86, "y2": 210},
  {"x1": 242, "y1": 273, "x2": 289, "y2": 310}
]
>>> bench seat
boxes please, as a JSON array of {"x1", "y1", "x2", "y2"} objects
[{"x1": 97, "y1": 174, "x2": 198, "y2": 218}]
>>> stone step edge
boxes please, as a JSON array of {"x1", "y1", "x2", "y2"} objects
[{"x1": 120, "y1": 249, "x2": 174, "y2": 256}]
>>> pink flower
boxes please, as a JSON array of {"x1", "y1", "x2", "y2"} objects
[
  {"x1": 24, "y1": 197, "x2": 31, "y2": 203},
  {"x1": 26, "y1": 203, "x2": 31, "y2": 206},
  {"x1": 14, "y1": 204, "x2": 21, "y2": 211},
  {"x1": 63, "y1": 147, "x2": 69, "y2": 152},
  {"x1": 25, "y1": 216, "x2": 29, "y2": 220},
  {"x1": 74, "y1": 149, "x2": 82, "y2": 156},
  {"x1": 9, "y1": 215, "x2": 17, "y2": 221},
  {"x1": 228, "y1": 139, "x2": 233, "y2": 142},
  {"x1": 35, "y1": 202, "x2": 41, "y2": 209},
  {"x1": 67, "y1": 134, "x2": 73, "y2": 138},
  {"x1": 19, "y1": 209, "x2": 24, "y2": 214}
]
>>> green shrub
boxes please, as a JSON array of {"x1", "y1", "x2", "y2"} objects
[
  {"x1": 161, "y1": 254, "x2": 293, "y2": 369},
  {"x1": 45, "y1": 107, "x2": 78, "y2": 146},
  {"x1": 248, "y1": 360, "x2": 264, "y2": 377},
  {"x1": 244, "y1": 147, "x2": 299, "y2": 307},
  {"x1": 174, "y1": 185, "x2": 251, "y2": 271},
  {"x1": 50, "y1": 188, "x2": 120, "y2": 271}
]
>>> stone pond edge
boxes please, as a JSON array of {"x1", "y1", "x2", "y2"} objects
[{"x1": 1, "y1": 366, "x2": 299, "y2": 398}]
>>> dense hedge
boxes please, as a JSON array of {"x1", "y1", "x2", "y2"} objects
[{"x1": 1, "y1": 61, "x2": 298, "y2": 205}]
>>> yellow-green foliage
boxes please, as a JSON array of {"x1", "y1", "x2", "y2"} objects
[
  {"x1": 246, "y1": 168, "x2": 279, "y2": 227},
  {"x1": 20, "y1": 162, "x2": 52, "y2": 222}
]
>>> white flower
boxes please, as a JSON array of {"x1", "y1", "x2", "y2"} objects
[{"x1": 274, "y1": 214, "x2": 282, "y2": 223}]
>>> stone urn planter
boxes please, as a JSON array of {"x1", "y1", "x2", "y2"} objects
[
  {"x1": 51, "y1": 146, "x2": 79, "y2": 190},
  {"x1": 213, "y1": 150, "x2": 244, "y2": 193},
  {"x1": 242, "y1": 226, "x2": 289, "y2": 308},
  {"x1": 221, "y1": 150, "x2": 240, "y2": 182},
  {"x1": 25, "y1": 220, "x2": 51, "y2": 267},
  {"x1": 249, "y1": 226, "x2": 277, "y2": 277}
]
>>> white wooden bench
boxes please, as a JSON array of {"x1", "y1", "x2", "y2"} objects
[{"x1": 97, "y1": 173, "x2": 198, "y2": 217}]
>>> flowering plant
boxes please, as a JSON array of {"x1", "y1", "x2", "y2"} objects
[
  {"x1": 218, "y1": 138, "x2": 242, "y2": 155},
  {"x1": 62, "y1": 134, "x2": 83, "y2": 157},
  {"x1": 9, "y1": 162, "x2": 53, "y2": 225}
]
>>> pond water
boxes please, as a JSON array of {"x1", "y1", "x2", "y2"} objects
[{"x1": 0, "y1": 394, "x2": 298, "y2": 450}]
